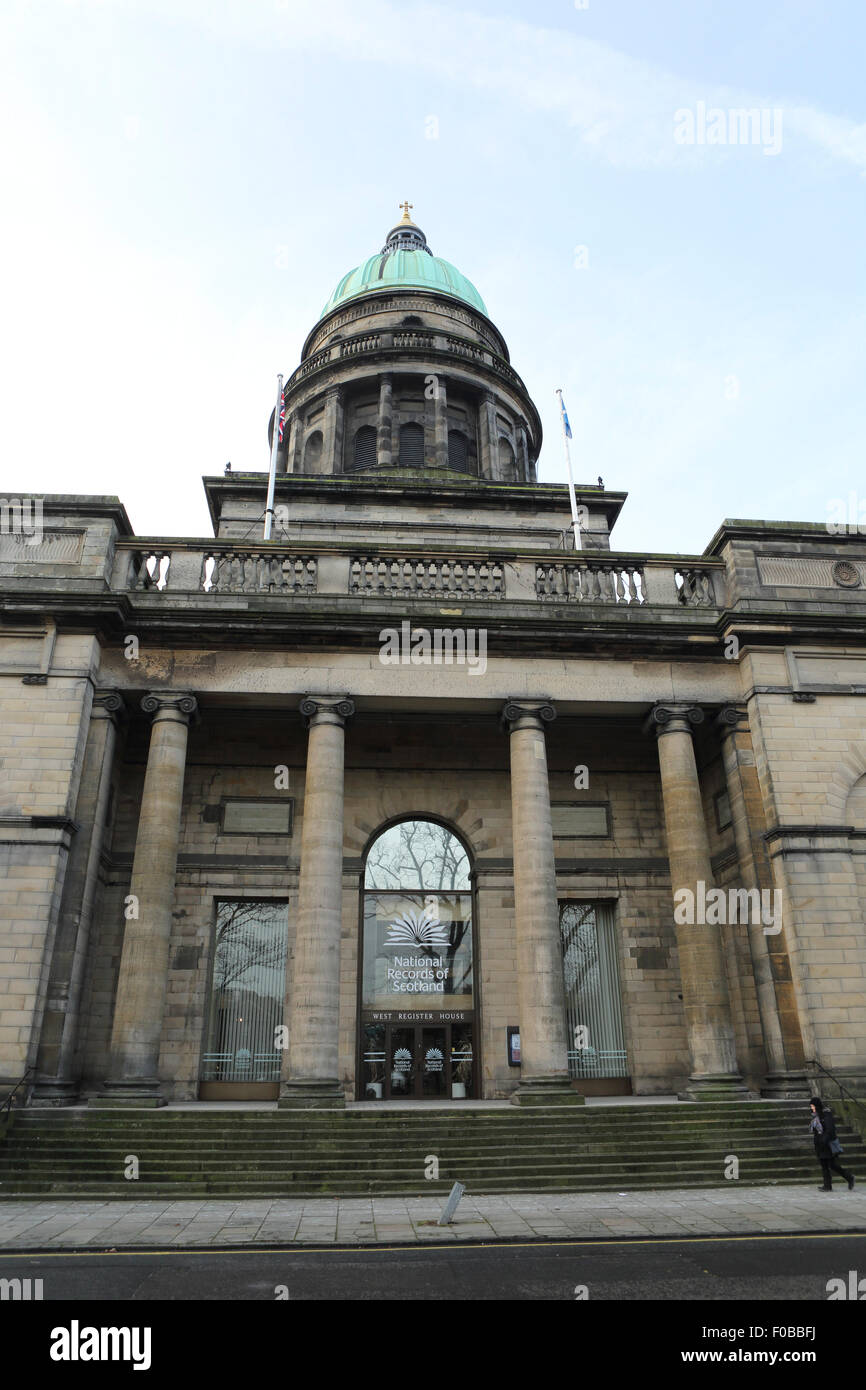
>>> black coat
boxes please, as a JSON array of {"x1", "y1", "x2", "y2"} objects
[{"x1": 813, "y1": 1109, "x2": 838, "y2": 1157}]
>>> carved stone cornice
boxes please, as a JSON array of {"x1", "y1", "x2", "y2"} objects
[
  {"x1": 300, "y1": 695, "x2": 355, "y2": 729},
  {"x1": 644, "y1": 703, "x2": 704, "y2": 739},
  {"x1": 501, "y1": 698, "x2": 556, "y2": 733}
]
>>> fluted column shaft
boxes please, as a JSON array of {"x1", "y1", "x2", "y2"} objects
[
  {"x1": 280, "y1": 695, "x2": 354, "y2": 1109},
  {"x1": 95, "y1": 693, "x2": 196, "y2": 1106},
  {"x1": 650, "y1": 704, "x2": 744, "y2": 1097},
  {"x1": 503, "y1": 700, "x2": 582, "y2": 1105}
]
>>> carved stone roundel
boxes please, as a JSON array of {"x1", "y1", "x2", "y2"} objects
[{"x1": 832, "y1": 560, "x2": 860, "y2": 588}]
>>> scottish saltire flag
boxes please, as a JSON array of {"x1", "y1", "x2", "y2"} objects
[
  {"x1": 559, "y1": 393, "x2": 572, "y2": 439},
  {"x1": 278, "y1": 388, "x2": 286, "y2": 443}
]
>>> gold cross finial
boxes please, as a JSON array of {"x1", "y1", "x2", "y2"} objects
[{"x1": 399, "y1": 200, "x2": 413, "y2": 223}]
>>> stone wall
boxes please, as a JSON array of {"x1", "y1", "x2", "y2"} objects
[
  {"x1": 0, "y1": 632, "x2": 100, "y2": 1081},
  {"x1": 743, "y1": 649, "x2": 866, "y2": 1082}
]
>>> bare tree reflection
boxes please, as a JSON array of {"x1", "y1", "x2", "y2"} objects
[{"x1": 365, "y1": 820, "x2": 470, "y2": 891}]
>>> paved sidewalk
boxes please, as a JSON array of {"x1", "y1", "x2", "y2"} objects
[{"x1": 0, "y1": 1184, "x2": 864, "y2": 1249}]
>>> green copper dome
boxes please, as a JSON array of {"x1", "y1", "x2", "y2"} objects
[{"x1": 319, "y1": 211, "x2": 488, "y2": 319}]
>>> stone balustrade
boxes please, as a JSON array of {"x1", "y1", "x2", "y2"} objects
[
  {"x1": 117, "y1": 545, "x2": 723, "y2": 610},
  {"x1": 349, "y1": 556, "x2": 504, "y2": 599},
  {"x1": 127, "y1": 548, "x2": 317, "y2": 595},
  {"x1": 536, "y1": 561, "x2": 646, "y2": 605},
  {"x1": 282, "y1": 327, "x2": 529, "y2": 401}
]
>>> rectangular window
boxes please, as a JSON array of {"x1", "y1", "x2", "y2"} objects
[
  {"x1": 714, "y1": 789, "x2": 732, "y2": 832},
  {"x1": 560, "y1": 901, "x2": 628, "y2": 1079},
  {"x1": 201, "y1": 900, "x2": 289, "y2": 1084}
]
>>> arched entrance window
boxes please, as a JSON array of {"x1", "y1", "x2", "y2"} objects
[{"x1": 359, "y1": 820, "x2": 476, "y2": 1101}]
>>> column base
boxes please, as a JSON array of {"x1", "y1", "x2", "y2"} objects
[
  {"x1": 678, "y1": 1074, "x2": 752, "y2": 1102},
  {"x1": 88, "y1": 1080, "x2": 166, "y2": 1108},
  {"x1": 760, "y1": 1070, "x2": 811, "y2": 1099},
  {"x1": 30, "y1": 1080, "x2": 82, "y2": 1107},
  {"x1": 277, "y1": 1079, "x2": 346, "y2": 1111},
  {"x1": 510, "y1": 1076, "x2": 585, "y2": 1107}
]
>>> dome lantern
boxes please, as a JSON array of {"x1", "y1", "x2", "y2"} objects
[{"x1": 318, "y1": 204, "x2": 488, "y2": 320}]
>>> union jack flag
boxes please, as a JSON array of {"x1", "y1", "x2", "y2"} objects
[{"x1": 278, "y1": 387, "x2": 286, "y2": 443}]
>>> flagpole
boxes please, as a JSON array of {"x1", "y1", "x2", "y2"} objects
[
  {"x1": 556, "y1": 388, "x2": 582, "y2": 551},
  {"x1": 263, "y1": 373, "x2": 283, "y2": 541}
]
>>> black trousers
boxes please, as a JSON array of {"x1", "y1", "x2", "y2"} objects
[{"x1": 819, "y1": 1153, "x2": 854, "y2": 1187}]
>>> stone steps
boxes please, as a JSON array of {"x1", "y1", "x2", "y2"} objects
[{"x1": 0, "y1": 1101, "x2": 857, "y2": 1199}]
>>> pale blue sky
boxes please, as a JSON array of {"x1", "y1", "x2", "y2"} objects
[{"x1": 1, "y1": 0, "x2": 863, "y2": 552}]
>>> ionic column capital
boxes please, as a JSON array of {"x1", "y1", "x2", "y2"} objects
[
  {"x1": 141, "y1": 692, "x2": 198, "y2": 725},
  {"x1": 92, "y1": 690, "x2": 125, "y2": 723},
  {"x1": 300, "y1": 694, "x2": 355, "y2": 729},
  {"x1": 715, "y1": 705, "x2": 748, "y2": 739},
  {"x1": 645, "y1": 703, "x2": 703, "y2": 739},
  {"x1": 502, "y1": 699, "x2": 556, "y2": 733}
]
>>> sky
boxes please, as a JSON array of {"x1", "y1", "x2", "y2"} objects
[{"x1": 1, "y1": 0, "x2": 864, "y2": 554}]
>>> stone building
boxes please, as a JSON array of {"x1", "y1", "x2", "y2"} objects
[{"x1": 1, "y1": 207, "x2": 865, "y2": 1112}]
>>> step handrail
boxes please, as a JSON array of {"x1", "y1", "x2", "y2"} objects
[
  {"x1": 1, "y1": 1067, "x2": 35, "y2": 1121},
  {"x1": 806, "y1": 1058, "x2": 866, "y2": 1127}
]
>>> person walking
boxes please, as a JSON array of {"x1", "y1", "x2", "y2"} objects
[{"x1": 810, "y1": 1097, "x2": 855, "y2": 1192}]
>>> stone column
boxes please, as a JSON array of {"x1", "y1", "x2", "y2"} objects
[
  {"x1": 479, "y1": 390, "x2": 497, "y2": 479},
  {"x1": 323, "y1": 387, "x2": 344, "y2": 474},
  {"x1": 516, "y1": 424, "x2": 530, "y2": 484},
  {"x1": 93, "y1": 692, "x2": 197, "y2": 1107},
  {"x1": 433, "y1": 374, "x2": 448, "y2": 470},
  {"x1": 716, "y1": 706, "x2": 808, "y2": 1096},
  {"x1": 33, "y1": 692, "x2": 123, "y2": 1104},
  {"x1": 502, "y1": 700, "x2": 582, "y2": 1106},
  {"x1": 279, "y1": 695, "x2": 354, "y2": 1109},
  {"x1": 377, "y1": 374, "x2": 393, "y2": 469},
  {"x1": 278, "y1": 411, "x2": 296, "y2": 475},
  {"x1": 648, "y1": 704, "x2": 746, "y2": 1099}
]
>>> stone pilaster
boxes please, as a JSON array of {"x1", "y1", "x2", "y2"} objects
[
  {"x1": 279, "y1": 695, "x2": 354, "y2": 1109},
  {"x1": 377, "y1": 374, "x2": 393, "y2": 469},
  {"x1": 716, "y1": 707, "x2": 808, "y2": 1097},
  {"x1": 32, "y1": 692, "x2": 124, "y2": 1105},
  {"x1": 648, "y1": 703, "x2": 747, "y2": 1099},
  {"x1": 92, "y1": 693, "x2": 197, "y2": 1107},
  {"x1": 502, "y1": 699, "x2": 582, "y2": 1106}
]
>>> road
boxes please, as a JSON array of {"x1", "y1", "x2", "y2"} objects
[{"x1": 3, "y1": 1232, "x2": 865, "y2": 1300}]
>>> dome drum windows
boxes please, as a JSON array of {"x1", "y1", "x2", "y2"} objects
[
  {"x1": 448, "y1": 429, "x2": 469, "y2": 473},
  {"x1": 350, "y1": 424, "x2": 377, "y2": 472},
  {"x1": 399, "y1": 421, "x2": 425, "y2": 468},
  {"x1": 302, "y1": 429, "x2": 323, "y2": 474}
]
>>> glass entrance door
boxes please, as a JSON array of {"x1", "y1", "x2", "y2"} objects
[
  {"x1": 421, "y1": 1027, "x2": 447, "y2": 1098},
  {"x1": 360, "y1": 1021, "x2": 474, "y2": 1100}
]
